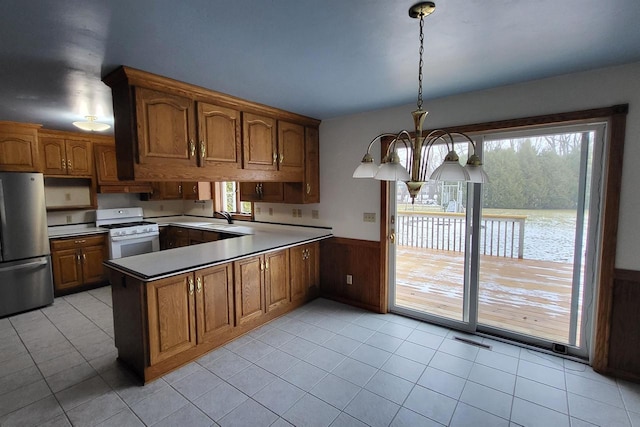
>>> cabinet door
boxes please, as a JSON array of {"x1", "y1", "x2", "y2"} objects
[
  {"x1": 197, "y1": 102, "x2": 241, "y2": 169},
  {"x1": 304, "y1": 126, "x2": 320, "y2": 203},
  {"x1": 183, "y1": 181, "x2": 211, "y2": 200},
  {"x1": 81, "y1": 243, "x2": 107, "y2": 284},
  {"x1": 289, "y1": 245, "x2": 307, "y2": 303},
  {"x1": 196, "y1": 264, "x2": 234, "y2": 344},
  {"x1": 51, "y1": 248, "x2": 82, "y2": 292},
  {"x1": 265, "y1": 250, "x2": 290, "y2": 312},
  {"x1": 147, "y1": 273, "x2": 196, "y2": 365},
  {"x1": 66, "y1": 139, "x2": 92, "y2": 176},
  {"x1": 243, "y1": 113, "x2": 277, "y2": 171},
  {"x1": 307, "y1": 242, "x2": 320, "y2": 296},
  {"x1": 0, "y1": 125, "x2": 40, "y2": 172},
  {"x1": 261, "y1": 182, "x2": 284, "y2": 202},
  {"x1": 40, "y1": 137, "x2": 66, "y2": 175},
  {"x1": 94, "y1": 144, "x2": 119, "y2": 184},
  {"x1": 234, "y1": 255, "x2": 265, "y2": 325},
  {"x1": 135, "y1": 87, "x2": 196, "y2": 166},
  {"x1": 162, "y1": 182, "x2": 184, "y2": 199},
  {"x1": 239, "y1": 182, "x2": 262, "y2": 202},
  {"x1": 278, "y1": 121, "x2": 304, "y2": 174}
]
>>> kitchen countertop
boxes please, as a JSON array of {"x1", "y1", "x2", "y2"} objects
[
  {"x1": 105, "y1": 217, "x2": 332, "y2": 281},
  {"x1": 48, "y1": 224, "x2": 108, "y2": 238}
]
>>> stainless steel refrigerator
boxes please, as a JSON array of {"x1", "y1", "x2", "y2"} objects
[{"x1": 0, "y1": 172, "x2": 54, "y2": 317}]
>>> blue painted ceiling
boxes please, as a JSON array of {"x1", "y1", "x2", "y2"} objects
[{"x1": 1, "y1": 0, "x2": 640, "y2": 132}]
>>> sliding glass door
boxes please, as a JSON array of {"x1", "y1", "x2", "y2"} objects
[{"x1": 389, "y1": 123, "x2": 605, "y2": 357}]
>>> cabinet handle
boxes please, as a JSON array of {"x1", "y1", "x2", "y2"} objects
[
  {"x1": 279, "y1": 153, "x2": 284, "y2": 164},
  {"x1": 82, "y1": 253, "x2": 86, "y2": 262},
  {"x1": 76, "y1": 253, "x2": 81, "y2": 262},
  {"x1": 265, "y1": 260, "x2": 269, "y2": 270},
  {"x1": 273, "y1": 151, "x2": 277, "y2": 164},
  {"x1": 62, "y1": 159, "x2": 66, "y2": 169},
  {"x1": 188, "y1": 277, "x2": 195, "y2": 295},
  {"x1": 306, "y1": 183, "x2": 311, "y2": 194},
  {"x1": 74, "y1": 239, "x2": 86, "y2": 244},
  {"x1": 193, "y1": 185, "x2": 197, "y2": 194},
  {"x1": 67, "y1": 160, "x2": 72, "y2": 170},
  {"x1": 200, "y1": 141, "x2": 206, "y2": 159},
  {"x1": 255, "y1": 184, "x2": 260, "y2": 195},
  {"x1": 260, "y1": 261, "x2": 264, "y2": 271},
  {"x1": 189, "y1": 140, "x2": 196, "y2": 158},
  {"x1": 196, "y1": 277, "x2": 202, "y2": 292},
  {"x1": 178, "y1": 184, "x2": 183, "y2": 195}
]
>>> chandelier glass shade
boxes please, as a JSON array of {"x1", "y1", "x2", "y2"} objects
[
  {"x1": 352, "y1": 1, "x2": 488, "y2": 202},
  {"x1": 72, "y1": 116, "x2": 111, "y2": 132}
]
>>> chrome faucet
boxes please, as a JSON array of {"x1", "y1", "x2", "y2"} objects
[{"x1": 215, "y1": 211, "x2": 233, "y2": 224}]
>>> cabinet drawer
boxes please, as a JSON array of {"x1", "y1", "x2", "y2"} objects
[{"x1": 51, "y1": 234, "x2": 106, "y2": 250}]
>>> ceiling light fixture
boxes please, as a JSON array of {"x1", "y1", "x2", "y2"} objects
[
  {"x1": 353, "y1": 1, "x2": 488, "y2": 203},
  {"x1": 72, "y1": 115, "x2": 111, "y2": 132}
]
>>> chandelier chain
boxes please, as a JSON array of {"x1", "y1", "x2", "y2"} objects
[{"x1": 417, "y1": 13, "x2": 425, "y2": 110}]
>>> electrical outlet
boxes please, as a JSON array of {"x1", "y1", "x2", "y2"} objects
[
  {"x1": 346, "y1": 274, "x2": 353, "y2": 285},
  {"x1": 292, "y1": 208, "x2": 297, "y2": 217},
  {"x1": 297, "y1": 209, "x2": 302, "y2": 217},
  {"x1": 255, "y1": 207, "x2": 261, "y2": 214},
  {"x1": 159, "y1": 204, "x2": 164, "y2": 211},
  {"x1": 66, "y1": 215, "x2": 72, "y2": 224},
  {"x1": 65, "y1": 193, "x2": 71, "y2": 201},
  {"x1": 268, "y1": 208, "x2": 273, "y2": 216},
  {"x1": 363, "y1": 212, "x2": 376, "y2": 222},
  {"x1": 312, "y1": 210, "x2": 319, "y2": 219}
]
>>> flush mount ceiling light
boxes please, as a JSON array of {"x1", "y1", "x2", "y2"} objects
[
  {"x1": 353, "y1": 1, "x2": 488, "y2": 203},
  {"x1": 72, "y1": 115, "x2": 111, "y2": 132}
]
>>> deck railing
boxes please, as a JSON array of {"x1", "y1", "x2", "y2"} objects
[{"x1": 396, "y1": 211, "x2": 526, "y2": 258}]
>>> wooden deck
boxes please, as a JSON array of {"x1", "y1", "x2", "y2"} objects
[{"x1": 395, "y1": 246, "x2": 578, "y2": 344}]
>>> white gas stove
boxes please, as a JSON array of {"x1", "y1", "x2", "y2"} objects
[{"x1": 96, "y1": 208, "x2": 159, "y2": 259}]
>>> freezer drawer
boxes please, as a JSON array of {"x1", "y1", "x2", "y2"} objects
[{"x1": 0, "y1": 255, "x2": 54, "y2": 317}]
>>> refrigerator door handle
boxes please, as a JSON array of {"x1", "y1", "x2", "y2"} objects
[
  {"x1": 0, "y1": 179, "x2": 6, "y2": 262},
  {"x1": 0, "y1": 259, "x2": 48, "y2": 273}
]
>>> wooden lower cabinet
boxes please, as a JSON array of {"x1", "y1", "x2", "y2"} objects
[
  {"x1": 290, "y1": 242, "x2": 319, "y2": 302},
  {"x1": 50, "y1": 234, "x2": 108, "y2": 295},
  {"x1": 147, "y1": 273, "x2": 196, "y2": 365},
  {"x1": 196, "y1": 264, "x2": 234, "y2": 344},
  {"x1": 234, "y1": 255, "x2": 266, "y2": 326},
  {"x1": 109, "y1": 243, "x2": 319, "y2": 383}
]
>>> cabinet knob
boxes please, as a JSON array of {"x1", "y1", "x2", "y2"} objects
[
  {"x1": 260, "y1": 261, "x2": 264, "y2": 271},
  {"x1": 200, "y1": 141, "x2": 206, "y2": 159},
  {"x1": 196, "y1": 277, "x2": 202, "y2": 292},
  {"x1": 67, "y1": 160, "x2": 72, "y2": 170},
  {"x1": 189, "y1": 140, "x2": 196, "y2": 158},
  {"x1": 82, "y1": 253, "x2": 86, "y2": 262},
  {"x1": 272, "y1": 151, "x2": 277, "y2": 164},
  {"x1": 279, "y1": 153, "x2": 284, "y2": 164},
  {"x1": 255, "y1": 184, "x2": 260, "y2": 195},
  {"x1": 188, "y1": 277, "x2": 195, "y2": 295},
  {"x1": 178, "y1": 184, "x2": 183, "y2": 195},
  {"x1": 306, "y1": 183, "x2": 311, "y2": 194},
  {"x1": 265, "y1": 260, "x2": 269, "y2": 271},
  {"x1": 62, "y1": 159, "x2": 66, "y2": 169}
]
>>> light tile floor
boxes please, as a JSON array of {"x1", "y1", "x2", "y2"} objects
[{"x1": 1, "y1": 286, "x2": 639, "y2": 426}]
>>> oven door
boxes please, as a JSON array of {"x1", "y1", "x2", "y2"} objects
[{"x1": 109, "y1": 232, "x2": 160, "y2": 259}]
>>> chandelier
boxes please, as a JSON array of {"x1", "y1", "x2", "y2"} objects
[
  {"x1": 353, "y1": 1, "x2": 488, "y2": 203},
  {"x1": 72, "y1": 115, "x2": 111, "y2": 132}
]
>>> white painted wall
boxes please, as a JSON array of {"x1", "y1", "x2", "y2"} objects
[{"x1": 317, "y1": 62, "x2": 640, "y2": 270}]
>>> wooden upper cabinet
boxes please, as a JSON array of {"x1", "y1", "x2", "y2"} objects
[
  {"x1": 0, "y1": 122, "x2": 41, "y2": 172},
  {"x1": 135, "y1": 87, "x2": 196, "y2": 166},
  {"x1": 304, "y1": 126, "x2": 320, "y2": 203},
  {"x1": 40, "y1": 134, "x2": 92, "y2": 177},
  {"x1": 197, "y1": 102, "x2": 241, "y2": 169},
  {"x1": 146, "y1": 273, "x2": 197, "y2": 365},
  {"x1": 278, "y1": 121, "x2": 304, "y2": 174},
  {"x1": 243, "y1": 113, "x2": 277, "y2": 171}
]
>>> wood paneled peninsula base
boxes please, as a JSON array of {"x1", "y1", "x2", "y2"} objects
[{"x1": 105, "y1": 221, "x2": 329, "y2": 383}]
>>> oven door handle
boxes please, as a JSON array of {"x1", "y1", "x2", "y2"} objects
[{"x1": 110, "y1": 231, "x2": 160, "y2": 242}]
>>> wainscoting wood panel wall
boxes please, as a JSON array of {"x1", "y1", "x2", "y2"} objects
[
  {"x1": 604, "y1": 268, "x2": 640, "y2": 381},
  {"x1": 320, "y1": 237, "x2": 383, "y2": 313}
]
